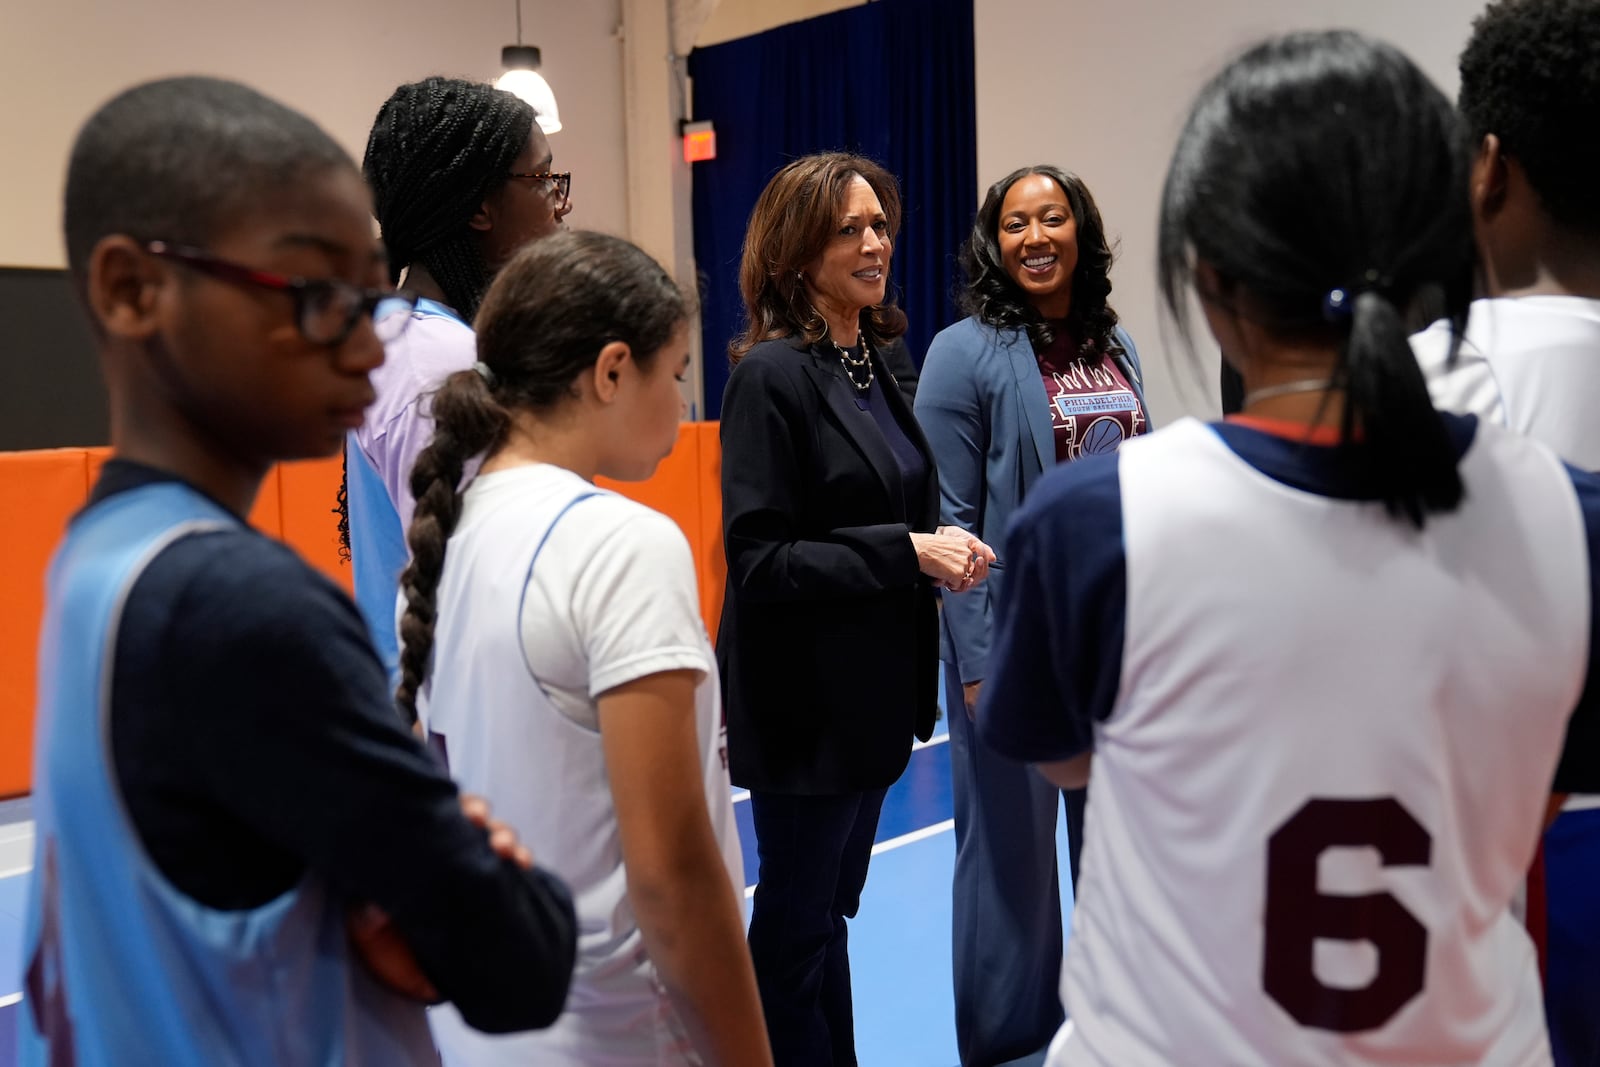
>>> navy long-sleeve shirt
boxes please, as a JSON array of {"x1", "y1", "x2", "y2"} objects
[{"x1": 97, "y1": 459, "x2": 577, "y2": 1034}]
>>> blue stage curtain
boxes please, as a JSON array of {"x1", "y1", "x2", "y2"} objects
[{"x1": 688, "y1": 0, "x2": 976, "y2": 417}]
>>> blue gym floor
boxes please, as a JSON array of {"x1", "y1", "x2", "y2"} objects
[{"x1": 0, "y1": 670, "x2": 1076, "y2": 1065}]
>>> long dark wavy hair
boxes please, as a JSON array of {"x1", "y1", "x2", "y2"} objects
[
  {"x1": 729, "y1": 152, "x2": 909, "y2": 364},
  {"x1": 959, "y1": 165, "x2": 1120, "y2": 357}
]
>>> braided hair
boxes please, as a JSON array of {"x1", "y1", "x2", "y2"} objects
[
  {"x1": 394, "y1": 231, "x2": 689, "y2": 723},
  {"x1": 363, "y1": 76, "x2": 535, "y2": 322},
  {"x1": 340, "y1": 78, "x2": 537, "y2": 562}
]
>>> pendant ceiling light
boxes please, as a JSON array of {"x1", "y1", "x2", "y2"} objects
[{"x1": 496, "y1": 1, "x2": 561, "y2": 133}]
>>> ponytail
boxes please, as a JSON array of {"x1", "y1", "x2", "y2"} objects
[
  {"x1": 1339, "y1": 288, "x2": 1462, "y2": 528},
  {"x1": 394, "y1": 370, "x2": 512, "y2": 723},
  {"x1": 1157, "y1": 30, "x2": 1474, "y2": 531}
]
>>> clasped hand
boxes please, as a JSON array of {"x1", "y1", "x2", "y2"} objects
[{"x1": 911, "y1": 527, "x2": 997, "y2": 593}]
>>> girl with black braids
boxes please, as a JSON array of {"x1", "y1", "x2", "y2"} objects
[
  {"x1": 402, "y1": 230, "x2": 772, "y2": 1067},
  {"x1": 344, "y1": 76, "x2": 571, "y2": 683}
]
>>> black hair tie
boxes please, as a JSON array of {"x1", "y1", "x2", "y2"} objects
[{"x1": 1322, "y1": 269, "x2": 1394, "y2": 322}]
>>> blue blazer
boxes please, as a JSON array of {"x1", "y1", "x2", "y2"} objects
[{"x1": 913, "y1": 315, "x2": 1149, "y2": 683}]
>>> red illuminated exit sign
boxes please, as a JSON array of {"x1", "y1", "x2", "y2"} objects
[{"x1": 682, "y1": 120, "x2": 716, "y2": 163}]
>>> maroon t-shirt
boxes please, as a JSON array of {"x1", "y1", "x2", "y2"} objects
[{"x1": 1036, "y1": 329, "x2": 1148, "y2": 463}]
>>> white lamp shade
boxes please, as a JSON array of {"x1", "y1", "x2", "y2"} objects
[{"x1": 495, "y1": 69, "x2": 562, "y2": 133}]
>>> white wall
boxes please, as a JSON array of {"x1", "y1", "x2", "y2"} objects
[
  {"x1": 1, "y1": 0, "x2": 1492, "y2": 419},
  {"x1": 695, "y1": 0, "x2": 864, "y2": 46},
  {"x1": 0, "y1": 0, "x2": 628, "y2": 269},
  {"x1": 974, "y1": 0, "x2": 1486, "y2": 421}
]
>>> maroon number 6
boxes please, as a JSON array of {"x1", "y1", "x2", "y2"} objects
[{"x1": 1263, "y1": 798, "x2": 1431, "y2": 1032}]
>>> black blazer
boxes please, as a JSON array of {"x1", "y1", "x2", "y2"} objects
[{"x1": 717, "y1": 335, "x2": 942, "y2": 794}]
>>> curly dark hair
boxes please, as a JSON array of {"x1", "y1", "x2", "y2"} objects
[
  {"x1": 1459, "y1": 0, "x2": 1600, "y2": 237},
  {"x1": 958, "y1": 165, "x2": 1120, "y2": 358}
]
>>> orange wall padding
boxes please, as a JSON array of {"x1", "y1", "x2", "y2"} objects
[
  {"x1": 276, "y1": 454, "x2": 353, "y2": 591},
  {"x1": 594, "y1": 421, "x2": 726, "y2": 642},
  {"x1": 0, "y1": 450, "x2": 93, "y2": 801},
  {"x1": 0, "y1": 425, "x2": 725, "y2": 799}
]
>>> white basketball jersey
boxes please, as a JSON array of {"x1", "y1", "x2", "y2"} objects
[
  {"x1": 417, "y1": 464, "x2": 741, "y2": 1067},
  {"x1": 1415, "y1": 296, "x2": 1600, "y2": 816},
  {"x1": 1415, "y1": 296, "x2": 1600, "y2": 470},
  {"x1": 1053, "y1": 418, "x2": 1587, "y2": 1067}
]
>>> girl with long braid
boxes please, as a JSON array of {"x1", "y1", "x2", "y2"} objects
[
  {"x1": 344, "y1": 76, "x2": 571, "y2": 685},
  {"x1": 400, "y1": 230, "x2": 772, "y2": 1067}
]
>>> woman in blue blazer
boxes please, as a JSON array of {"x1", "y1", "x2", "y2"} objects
[{"x1": 914, "y1": 165, "x2": 1150, "y2": 1067}]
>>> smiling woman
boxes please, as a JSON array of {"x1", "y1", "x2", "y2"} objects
[
  {"x1": 801, "y1": 177, "x2": 891, "y2": 351},
  {"x1": 912, "y1": 163, "x2": 1150, "y2": 1065},
  {"x1": 999, "y1": 174, "x2": 1080, "y2": 317},
  {"x1": 717, "y1": 151, "x2": 994, "y2": 1067}
]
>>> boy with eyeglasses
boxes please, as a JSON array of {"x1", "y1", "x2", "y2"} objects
[
  {"x1": 21, "y1": 76, "x2": 576, "y2": 1066},
  {"x1": 343, "y1": 77, "x2": 572, "y2": 689}
]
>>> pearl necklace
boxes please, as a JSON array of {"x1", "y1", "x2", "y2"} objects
[{"x1": 832, "y1": 335, "x2": 874, "y2": 394}]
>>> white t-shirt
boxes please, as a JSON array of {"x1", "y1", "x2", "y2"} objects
[
  {"x1": 418, "y1": 464, "x2": 741, "y2": 1067},
  {"x1": 352, "y1": 301, "x2": 478, "y2": 535},
  {"x1": 1414, "y1": 295, "x2": 1600, "y2": 470}
]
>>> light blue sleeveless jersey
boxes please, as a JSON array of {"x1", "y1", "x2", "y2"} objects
[
  {"x1": 346, "y1": 297, "x2": 467, "y2": 686},
  {"x1": 20, "y1": 481, "x2": 439, "y2": 1066},
  {"x1": 346, "y1": 430, "x2": 407, "y2": 683}
]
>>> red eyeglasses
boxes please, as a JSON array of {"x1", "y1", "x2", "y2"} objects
[{"x1": 145, "y1": 241, "x2": 418, "y2": 346}]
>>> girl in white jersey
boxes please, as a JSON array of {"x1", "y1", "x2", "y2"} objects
[
  {"x1": 395, "y1": 230, "x2": 773, "y2": 1067},
  {"x1": 981, "y1": 30, "x2": 1600, "y2": 1067}
]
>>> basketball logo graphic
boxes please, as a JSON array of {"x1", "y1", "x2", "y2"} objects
[{"x1": 1080, "y1": 416, "x2": 1126, "y2": 454}]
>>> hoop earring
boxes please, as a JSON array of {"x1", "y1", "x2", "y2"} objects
[{"x1": 788, "y1": 277, "x2": 825, "y2": 335}]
